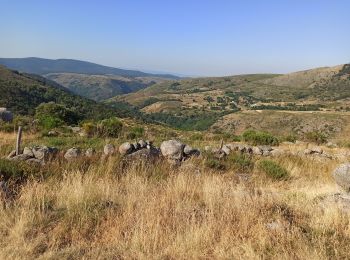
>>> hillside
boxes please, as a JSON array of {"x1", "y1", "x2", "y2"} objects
[
  {"x1": 45, "y1": 73, "x2": 171, "y2": 101},
  {"x1": 0, "y1": 65, "x2": 138, "y2": 120},
  {"x1": 0, "y1": 57, "x2": 179, "y2": 79}
]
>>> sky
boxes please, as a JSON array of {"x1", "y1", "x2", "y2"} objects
[{"x1": 0, "y1": 0, "x2": 349, "y2": 76}]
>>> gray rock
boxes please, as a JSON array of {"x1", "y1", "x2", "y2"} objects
[
  {"x1": 245, "y1": 145, "x2": 253, "y2": 154},
  {"x1": 32, "y1": 146, "x2": 58, "y2": 161},
  {"x1": 64, "y1": 148, "x2": 81, "y2": 160},
  {"x1": 23, "y1": 147, "x2": 34, "y2": 157},
  {"x1": 47, "y1": 130, "x2": 59, "y2": 137},
  {"x1": 85, "y1": 148, "x2": 95, "y2": 157},
  {"x1": 125, "y1": 147, "x2": 160, "y2": 162},
  {"x1": 70, "y1": 126, "x2": 81, "y2": 133},
  {"x1": 252, "y1": 146, "x2": 262, "y2": 155},
  {"x1": 133, "y1": 142, "x2": 141, "y2": 150},
  {"x1": 237, "y1": 144, "x2": 246, "y2": 153},
  {"x1": 259, "y1": 146, "x2": 273, "y2": 152},
  {"x1": 104, "y1": 144, "x2": 116, "y2": 155},
  {"x1": 9, "y1": 154, "x2": 32, "y2": 161},
  {"x1": 221, "y1": 145, "x2": 231, "y2": 155},
  {"x1": 138, "y1": 140, "x2": 147, "y2": 148},
  {"x1": 118, "y1": 142, "x2": 134, "y2": 156},
  {"x1": 184, "y1": 145, "x2": 201, "y2": 157},
  {"x1": 160, "y1": 140, "x2": 185, "y2": 161},
  {"x1": 0, "y1": 108, "x2": 13, "y2": 122},
  {"x1": 226, "y1": 143, "x2": 239, "y2": 151},
  {"x1": 333, "y1": 163, "x2": 350, "y2": 192}
]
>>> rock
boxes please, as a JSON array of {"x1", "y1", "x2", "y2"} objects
[
  {"x1": 32, "y1": 146, "x2": 58, "y2": 161},
  {"x1": 160, "y1": 140, "x2": 185, "y2": 162},
  {"x1": 138, "y1": 140, "x2": 147, "y2": 148},
  {"x1": 104, "y1": 144, "x2": 116, "y2": 155},
  {"x1": 310, "y1": 147, "x2": 323, "y2": 154},
  {"x1": 146, "y1": 140, "x2": 153, "y2": 149},
  {"x1": 0, "y1": 108, "x2": 13, "y2": 122},
  {"x1": 184, "y1": 145, "x2": 201, "y2": 157},
  {"x1": 259, "y1": 146, "x2": 273, "y2": 152},
  {"x1": 47, "y1": 130, "x2": 59, "y2": 137},
  {"x1": 85, "y1": 148, "x2": 95, "y2": 157},
  {"x1": 326, "y1": 142, "x2": 337, "y2": 148},
  {"x1": 245, "y1": 145, "x2": 253, "y2": 154},
  {"x1": 237, "y1": 144, "x2": 246, "y2": 153},
  {"x1": 221, "y1": 145, "x2": 231, "y2": 155},
  {"x1": 26, "y1": 158, "x2": 44, "y2": 165},
  {"x1": 252, "y1": 146, "x2": 262, "y2": 155},
  {"x1": 23, "y1": 147, "x2": 34, "y2": 157},
  {"x1": 125, "y1": 147, "x2": 160, "y2": 162},
  {"x1": 118, "y1": 142, "x2": 134, "y2": 156},
  {"x1": 133, "y1": 142, "x2": 141, "y2": 150},
  {"x1": 70, "y1": 126, "x2": 81, "y2": 133},
  {"x1": 9, "y1": 154, "x2": 32, "y2": 161},
  {"x1": 64, "y1": 148, "x2": 81, "y2": 160},
  {"x1": 225, "y1": 143, "x2": 238, "y2": 151},
  {"x1": 7, "y1": 150, "x2": 16, "y2": 159},
  {"x1": 333, "y1": 163, "x2": 350, "y2": 192},
  {"x1": 204, "y1": 146, "x2": 212, "y2": 152},
  {"x1": 262, "y1": 150, "x2": 272, "y2": 156},
  {"x1": 304, "y1": 149, "x2": 312, "y2": 155},
  {"x1": 270, "y1": 149, "x2": 284, "y2": 157}
]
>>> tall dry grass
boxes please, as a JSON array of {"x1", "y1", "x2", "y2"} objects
[{"x1": 0, "y1": 154, "x2": 349, "y2": 259}]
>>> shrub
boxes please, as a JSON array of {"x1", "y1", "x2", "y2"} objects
[
  {"x1": 35, "y1": 102, "x2": 79, "y2": 129},
  {"x1": 304, "y1": 131, "x2": 327, "y2": 144},
  {"x1": 203, "y1": 152, "x2": 226, "y2": 170},
  {"x1": 229, "y1": 153, "x2": 254, "y2": 172},
  {"x1": 82, "y1": 122, "x2": 97, "y2": 137},
  {"x1": 284, "y1": 134, "x2": 297, "y2": 143},
  {"x1": 126, "y1": 126, "x2": 144, "y2": 140},
  {"x1": 97, "y1": 117, "x2": 123, "y2": 138},
  {"x1": 0, "y1": 159, "x2": 41, "y2": 181},
  {"x1": 258, "y1": 160, "x2": 289, "y2": 180},
  {"x1": 242, "y1": 130, "x2": 279, "y2": 146}
]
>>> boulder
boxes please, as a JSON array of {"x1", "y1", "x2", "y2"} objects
[
  {"x1": 32, "y1": 146, "x2": 58, "y2": 161},
  {"x1": 184, "y1": 145, "x2": 201, "y2": 157},
  {"x1": 252, "y1": 146, "x2": 262, "y2": 155},
  {"x1": 104, "y1": 144, "x2": 116, "y2": 155},
  {"x1": 160, "y1": 140, "x2": 185, "y2": 161},
  {"x1": 64, "y1": 148, "x2": 81, "y2": 160},
  {"x1": 118, "y1": 142, "x2": 134, "y2": 156},
  {"x1": 85, "y1": 148, "x2": 95, "y2": 157},
  {"x1": 23, "y1": 147, "x2": 34, "y2": 157},
  {"x1": 125, "y1": 147, "x2": 160, "y2": 162},
  {"x1": 333, "y1": 163, "x2": 350, "y2": 192},
  {"x1": 0, "y1": 108, "x2": 13, "y2": 122}
]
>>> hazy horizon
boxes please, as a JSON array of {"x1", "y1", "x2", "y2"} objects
[{"x1": 1, "y1": 0, "x2": 349, "y2": 76}]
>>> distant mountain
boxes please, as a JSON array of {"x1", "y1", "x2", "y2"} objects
[
  {"x1": 0, "y1": 57, "x2": 180, "y2": 79},
  {"x1": 0, "y1": 65, "x2": 139, "y2": 119}
]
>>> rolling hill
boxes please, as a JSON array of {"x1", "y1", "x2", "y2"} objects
[{"x1": 0, "y1": 65, "x2": 139, "y2": 120}]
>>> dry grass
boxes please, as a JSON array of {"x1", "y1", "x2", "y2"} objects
[{"x1": 0, "y1": 152, "x2": 350, "y2": 259}]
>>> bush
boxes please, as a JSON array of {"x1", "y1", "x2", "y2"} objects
[
  {"x1": 82, "y1": 122, "x2": 97, "y2": 137},
  {"x1": 35, "y1": 102, "x2": 79, "y2": 129},
  {"x1": 203, "y1": 152, "x2": 226, "y2": 171},
  {"x1": 0, "y1": 159, "x2": 41, "y2": 181},
  {"x1": 242, "y1": 130, "x2": 279, "y2": 146},
  {"x1": 126, "y1": 126, "x2": 144, "y2": 140},
  {"x1": 258, "y1": 160, "x2": 289, "y2": 180},
  {"x1": 229, "y1": 153, "x2": 254, "y2": 172},
  {"x1": 97, "y1": 117, "x2": 123, "y2": 138},
  {"x1": 284, "y1": 134, "x2": 297, "y2": 143},
  {"x1": 304, "y1": 131, "x2": 327, "y2": 144}
]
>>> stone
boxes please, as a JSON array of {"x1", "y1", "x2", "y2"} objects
[
  {"x1": 9, "y1": 154, "x2": 32, "y2": 161},
  {"x1": 32, "y1": 146, "x2": 58, "y2": 161},
  {"x1": 104, "y1": 144, "x2": 116, "y2": 155},
  {"x1": 221, "y1": 145, "x2": 231, "y2": 155},
  {"x1": 333, "y1": 163, "x2": 350, "y2": 192},
  {"x1": 259, "y1": 146, "x2": 273, "y2": 152},
  {"x1": 270, "y1": 149, "x2": 284, "y2": 157},
  {"x1": 304, "y1": 149, "x2": 312, "y2": 155},
  {"x1": 138, "y1": 140, "x2": 147, "y2": 148},
  {"x1": 160, "y1": 140, "x2": 185, "y2": 161},
  {"x1": 85, "y1": 148, "x2": 95, "y2": 157},
  {"x1": 23, "y1": 147, "x2": 34, "y2": 157},
  {"x1": 310, "y1": 147, "x2": 323, "y2": 154},
  {"x1": 184, "y1": 145, "x2": 201, "y2": 157},
  {"x1": 71, "y1": 126, "x2": 81, "y2": 133},
  {"x1": 47, "y1": 130, "x2": 59, "y2": 137},
  {"x1": 125, "y1": 147, "x2": 160, "y2": 162},
  {"x1": 133, "y1": 142, "x2": 141, "y2": 150},
  {"x1": 118, "y1": 142, "x2": 134, "y2": 156},
  {"x1": 237, "y1": 144, "x2": 246, "y2": 153},
  {"x1": 225, "y1": 143, "x2": 238, "y2": 151},
  {"x1": 204, "y1": 146, "x2": 212, "y2": 152},
  {"x1": 245, "y1": 145, "x2": 253, "y2": 154},
  {"x1": 252, "y1": 146, "x2": 262, "y2": 155},
  {"x1": 64, "y1": 148, "x2": 81, "y2": 160}
]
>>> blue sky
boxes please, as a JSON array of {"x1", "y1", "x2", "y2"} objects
[{"x1": 1, "y1": 0, "x2": 349, "y2": 76}]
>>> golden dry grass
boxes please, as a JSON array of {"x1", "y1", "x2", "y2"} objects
[{"x1": 0, "y1": 152, "x2": 350, "y2": 259}]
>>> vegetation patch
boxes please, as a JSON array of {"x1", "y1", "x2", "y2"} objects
[
  {"x1": 258, "y1": 159, "x2": 289, "y2": 180},
  {"x1": 242, "y1": 130, "x2": 279, "y2": 146}
]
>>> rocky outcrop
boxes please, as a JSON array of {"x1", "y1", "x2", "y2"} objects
[{"x1": 7, "y1": 145, "x2": 58, "y2": 164}]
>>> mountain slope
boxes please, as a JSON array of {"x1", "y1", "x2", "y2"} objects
[
  {"x1": 45, "y1": 73, "x2": 170, "y2": 101},
  {"x1": 0, "y1": 65, "x2": 138, "y2": 119},
  {"x1": 0, "y1": 57, "x2": 179, "y2": 79}
]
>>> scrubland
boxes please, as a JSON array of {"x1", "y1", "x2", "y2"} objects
[{"x1": 1, "y1": 130, "x2": 350, "y2": 259}]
